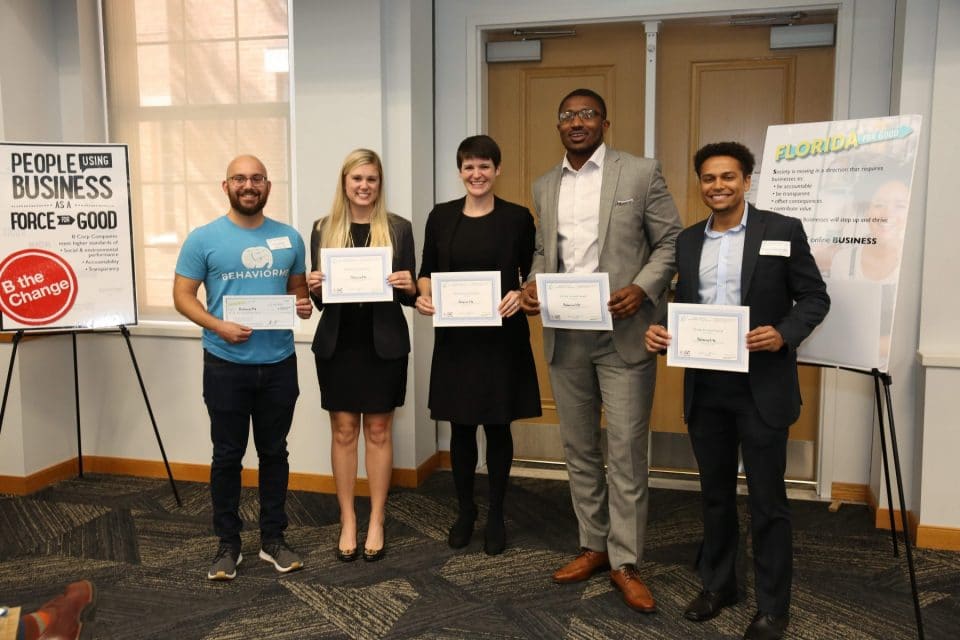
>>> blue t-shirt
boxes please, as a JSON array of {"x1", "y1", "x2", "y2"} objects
[{"x1": 175, "y1": 215, "x2": 306, "y2": 364}]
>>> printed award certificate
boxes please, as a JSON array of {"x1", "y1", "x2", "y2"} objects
[
  {"x1": 320, "y1": 246, "x2": 393, "y2": 303},
  {"x1": 666, "y1": 303, "x2": 749, "y2": 372},
  {"x1": 222, "y1": 295, "x2": 297, "y2": 330},
  {"x1": 536, "y1": 273, "x2": 613, "y2": 330},
  {"x1": 432, "y1": 271, "x2": 502, "y2": 327}
]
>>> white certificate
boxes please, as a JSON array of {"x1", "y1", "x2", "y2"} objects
[
  {"x1": 432, "y1": 271, "x2": 502, "y2": 327},
  {"x1": 222, "y1": 295, "x2": 296, "y2": 330},
  {"x1": 666, "y1": 303, "x2": 749, "y2": 372},
  {"x1": 536, "y1": 273, "x2": 613, "y2": 330},
  {"x1": 320, "y1": 246, "x2": 393, "y2": 303}
]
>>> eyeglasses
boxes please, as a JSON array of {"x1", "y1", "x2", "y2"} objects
[
  {"x1": 228, "y1": 174, "x2": 268, "y2": 186},
  {"x1": 558, "y1": 108, "x2": 601, "y2": 123}
]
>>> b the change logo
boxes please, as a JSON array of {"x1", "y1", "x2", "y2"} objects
[{"x1": 0, "y1": 249, "x2": 78, "y2": 326}]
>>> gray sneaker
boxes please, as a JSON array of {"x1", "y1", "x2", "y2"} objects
[
  {"x1": 259, "y1": 539, "x2": 303, "y2": 573},
  {"x1": 207, "y1": 544, "x2": 242, "y2": 580}
]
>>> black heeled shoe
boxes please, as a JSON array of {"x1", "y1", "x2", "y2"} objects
[
  {"x1": 336, "y1": 528, "x2": 358, "y2": 562},
  {"x1": 336, "y1": 547, "x2": 359, "y2": 562},
  {"x1": 362, "y1": 546, "x2": 386, "y2": 562},
  {"x1": 448, "y1": 507, "x2": 477, "y2": 549}
]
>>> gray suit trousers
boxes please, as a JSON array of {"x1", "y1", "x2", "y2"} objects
[{"x1": 549, "y1": 329, "x2": 656, "y2": 570}]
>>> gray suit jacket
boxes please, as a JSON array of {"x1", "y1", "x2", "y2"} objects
[{"x1": 530, "y1": 147, "x2": 682, "y2": 364}]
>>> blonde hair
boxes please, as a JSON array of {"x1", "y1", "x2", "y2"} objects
[{"x1": 319, "y1": 149, "x2": 392, "y2": 249}]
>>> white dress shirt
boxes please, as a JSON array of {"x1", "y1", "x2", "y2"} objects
[{"x1": 557, "y1": 144, "x2": 605, "y2": 273}]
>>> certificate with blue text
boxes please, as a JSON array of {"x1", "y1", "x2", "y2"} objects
[
  {"x1": 432, "y1": 271, "x2": 501, "y2": 327},
  {"x1": 667, "y1": 303, "x2": 749, "y2": 372},
  {"x1": 320, "y1": 246, "x2": 393, "y2": 303},
  {"x1": 536, "y1": 273, "x2": 613, "y2": 330}
]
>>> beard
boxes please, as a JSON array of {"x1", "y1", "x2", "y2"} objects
[{"x1": 228, "y1": 187, "x2": 268, "y2": 216}]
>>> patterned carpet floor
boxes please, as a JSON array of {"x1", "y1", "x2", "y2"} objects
[{"x1": 1, "y1": 471, "x2": 958, "y2": 639}]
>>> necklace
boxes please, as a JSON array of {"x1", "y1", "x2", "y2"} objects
[{"x1": 347, "y1": 222, "x2": 371, "y2": 248}]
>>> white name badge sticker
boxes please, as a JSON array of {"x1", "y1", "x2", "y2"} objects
[
  {"x1": 759, "y1": 240, "x2": 790, "y2": 257},
  {"x1": 267, "y1": 236, "x2": 292, "y2": 250}
]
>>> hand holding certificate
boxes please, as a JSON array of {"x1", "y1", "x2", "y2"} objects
[
  {"x1": 665, "y1": 303, "x2": 749, "y2": 372},
  {"x1": 535, "y1": 273, "x2": 613, "y2": 330},
  {"x1": 432, "y1": 271, "x2": 502, "y2": 327},
  {"x1": 320, "y1": 246, "x2": 393, "y2": 303},
  {"x1": 222, "y1": 295, "x2": 297, "y2": 330}
]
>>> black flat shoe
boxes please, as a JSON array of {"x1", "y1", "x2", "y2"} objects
[
  {"x1": 448, "y1": 508, "x2": 477, "y2": 549},
  {"x1": 362, "y1": 547, "x2": 385, "y2": 562},
  {"x1": 336, "y1": 547, "x2": 359, "y2": 562},
  {"x1": 683, "y1": 588, "x2": 739, "y2": 622},
  {"x1": 483, "y1": 518, "x2": 506, "y2": 556}
]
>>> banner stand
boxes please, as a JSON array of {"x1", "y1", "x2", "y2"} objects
[
  {"x1": 810, "y1": 364, "x2": 923, "y2": 639},
  {"x1": 0, "y1": 328, "x2": 181, "y2": 507}
]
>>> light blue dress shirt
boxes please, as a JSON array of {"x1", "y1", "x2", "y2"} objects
[{"x1": 698, "y1": 203, "x2": 749, "y2": 305}]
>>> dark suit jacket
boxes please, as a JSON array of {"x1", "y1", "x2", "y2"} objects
[
  {"x1": 310, "y1": 212, "x2": 416, "y2": 360},
  {"x1": 675, "y1": 206, "x2": 830, "y2": 429}
]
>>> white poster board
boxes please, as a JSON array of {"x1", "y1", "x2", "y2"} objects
[
  {"x1": 0, "y1": 143, "x2": 136, "y2": 331},
  {"x1": 756, "y1": 116, "x2": 921, "y2": 373}
]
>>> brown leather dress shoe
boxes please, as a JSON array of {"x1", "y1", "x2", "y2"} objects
[
  {"x1": 609, "y1": 565, "x2": 656, "y2": 613},
  {"x1": 552, "y1": 548, "x2": 610, "y2": 584},
  {"x1": 21, "y1": 580, "x2": 96, "y2": 640}
]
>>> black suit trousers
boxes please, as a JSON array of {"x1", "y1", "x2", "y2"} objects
[{"x1": 688, "y1": 372, "x2": 792, "y2": 617}]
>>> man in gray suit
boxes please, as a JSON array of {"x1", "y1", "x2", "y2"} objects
[{"x1": 520, "y1": 88, "x2": 682, "y2": 612}]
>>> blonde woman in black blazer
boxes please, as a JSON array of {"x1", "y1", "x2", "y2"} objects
[
  {"x1": 416, "y1": 136, "x2": 541, "y2": 555},
  {"x1": 308, "y1": 149, "x2": 416, "y2": 563}
]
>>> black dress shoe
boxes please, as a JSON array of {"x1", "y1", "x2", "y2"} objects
[
  {"x1": 743, "y1": 611, "x2": 789, "y2": 640},
  {"x1": 684, "y1": 589, "x2": 739, "y2": 622}
]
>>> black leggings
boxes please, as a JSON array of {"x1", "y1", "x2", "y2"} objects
[{"x1": 450, "y1": 423, "x2": 513, "y2": 516}]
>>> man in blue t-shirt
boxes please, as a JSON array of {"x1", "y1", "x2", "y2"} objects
[{"x1": 174, "y1": 154, "x2": 312, "y2": 581}]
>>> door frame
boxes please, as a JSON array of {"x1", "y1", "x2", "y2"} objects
[{"x1": 455, "y1": 0, "x2": 859, "y2": 499}]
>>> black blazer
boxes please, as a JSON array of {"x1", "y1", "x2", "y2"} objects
[
  {"x1": 418, "y1": 196, "x2": 536, "y2": 345},
  {"x1": 675, "y1": 206, "x2": 830, "y2": 429},
  {"x1": 310, "y1": 212, "x2": 417, "y2": 360}
]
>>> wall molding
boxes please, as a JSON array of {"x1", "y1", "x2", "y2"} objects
[
  {"x1": 830, "y1": 481, "x2": 870, "y2": 503},
  {"x1": 916, "y1": 524, "x2": 960, "y2": 551},
  {"x1": 0, "y1": 453, "x2": 447, "y2": 497}
]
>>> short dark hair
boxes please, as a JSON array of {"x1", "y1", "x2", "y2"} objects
[
  {"x1": 558, "y1": 88, "x2": 607, "y2": 120},
  {"x1": 694, "y1": 141, "x2": 756, "y2": 176},
  {"x1": 456, "y1": 135, "x2": 501, "y2": 169}
]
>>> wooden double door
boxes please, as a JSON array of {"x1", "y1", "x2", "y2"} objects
[{"x1": 486, "y1": 18, "x2": 834, "y2": 480}]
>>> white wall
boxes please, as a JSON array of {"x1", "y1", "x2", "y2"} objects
[{"x1": 916, "y1": 0, "x2": 959, "y2": 530}]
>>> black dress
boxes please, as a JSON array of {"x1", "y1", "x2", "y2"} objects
[
  {"x1": 420, "y1": 198, "x2": 541, "y2": 424},
  {"x1": 314, "y1": 223, "x2": 408, "y2": 413}
]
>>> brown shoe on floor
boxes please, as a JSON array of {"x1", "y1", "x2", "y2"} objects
[
  {"x1": 609, "y1": 565, "x2": 656, "y2": 613},
  {"x1": 552, "y1": 548, "x2": 610, "y2": 584},
  {"x1": 21, "y1": 580, "x2": 96, "y2": 640}
]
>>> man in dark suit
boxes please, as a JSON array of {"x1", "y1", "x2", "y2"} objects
[
  {"x1": 645, "y1": 142, "x2": 829, "y2": 640},
  {"x1": 521, "y1": 88, "x2": 682, "y2": 612}
]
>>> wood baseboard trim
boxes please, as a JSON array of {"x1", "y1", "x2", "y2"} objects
[
  {"x1": 866, "y1": 486, "x2": 918, "y2": 538},
  {"x1": 916, "y1": 524, "x2": 960, "y2": 551},
  {"x1": 830, "y1": 482, "x2": 870, "y2": 503},
  {"x1": 437, "y1": 450, "x2": 451, "y2": 470},
  {"x1": 0, "y1": 459, "x2": 79, "y2": 495},
  {"x1": 2, "y1": 454, "x2": 443, "y2": 496}
]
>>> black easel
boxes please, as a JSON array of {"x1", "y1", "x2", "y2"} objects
[
  {"x1": 817, "y1": 364, "x2": 923, "y2": 639},
  {"x1": 0, "y1": 327, "x2": 181, "y2": 506}
]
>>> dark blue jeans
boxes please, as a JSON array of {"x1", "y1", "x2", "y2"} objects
[{"x1": 203, "y1": 351, "x2": 299, "y2": 549}]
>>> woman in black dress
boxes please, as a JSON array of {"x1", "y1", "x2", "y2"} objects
[
  {"x1": 415, "y1": 135, "x2": 541, "y2": 555},
  {"x1": 308, "y1": 149, "x2": 417, "y2": 562}
]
